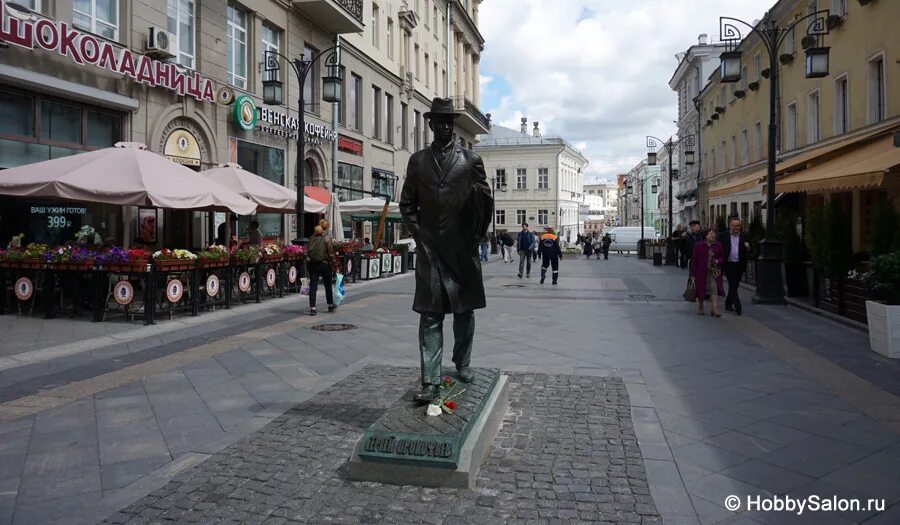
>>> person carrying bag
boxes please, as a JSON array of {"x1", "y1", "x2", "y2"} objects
[{"x1": 306, "y1": 224, "x2": 339, "y2": 316}]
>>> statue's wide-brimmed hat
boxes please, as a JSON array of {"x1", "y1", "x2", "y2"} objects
[{"x1": 424, "y1": 97, "x2": 461, "y2": 119}]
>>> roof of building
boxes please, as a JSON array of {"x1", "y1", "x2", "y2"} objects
[{"x1": 476, "y1": 124, "x2": 583, "y2": 155}]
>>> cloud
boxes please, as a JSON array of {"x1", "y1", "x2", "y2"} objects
[{"x1": 479, "y1": 0, "x2": 768, "y2": 179}]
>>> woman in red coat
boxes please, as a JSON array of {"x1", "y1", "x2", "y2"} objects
[{"x1": 690, "y1": 227, "x2": 726, "y2": 317}]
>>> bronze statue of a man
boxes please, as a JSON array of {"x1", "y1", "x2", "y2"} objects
[{"x1": 399, "y1": 97, "x2": 493, "y2": 403}]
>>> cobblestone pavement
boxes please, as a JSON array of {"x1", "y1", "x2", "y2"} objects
[{"x1": 104, "y1": 366, "x2": 661, "y2": 525}]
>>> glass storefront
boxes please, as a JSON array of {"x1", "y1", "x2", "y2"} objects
[
  {"x1": 236, "y1": 139, "x2": 285, "y2": 241},
  {"x1": 337, "y1": 162, "x2": 364, "y2": 201},
  {"x1": 372, "y1": 169, "x2": 396, "y2": 200},
  {"x1": 0, "y1": 87, "x2": 123, "y2": 247}
]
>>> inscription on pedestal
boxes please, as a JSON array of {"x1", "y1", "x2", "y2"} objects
[{"x1": 355, "y1": 368, "x2": 500, "y2": 469}]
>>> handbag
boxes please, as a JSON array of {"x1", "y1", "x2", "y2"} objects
[{"x1": 682, "y1": 277, "x2": 697, "y2": 302}]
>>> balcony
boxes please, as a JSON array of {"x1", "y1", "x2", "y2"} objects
[
  {"x1": 451, "y1": 97, "x2": 491, "y2": 136},
  {"x1": 292, "y1": 0, "x2": 364, "y2": 34}
]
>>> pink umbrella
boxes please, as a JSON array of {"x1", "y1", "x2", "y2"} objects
[
  {"x1": 201, "y1": 163, "x2": 326, "y2": 213},
  {"x1": 0, "y1": 142, "x2": 257, "y2": 215}
]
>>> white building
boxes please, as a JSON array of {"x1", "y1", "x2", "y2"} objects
[
  {"x1": 475, "y1": 119, "x2": 588, "y2": 244},
  {"x1": 668, "y1": 34, "x2": 729, "y2": 226},
  {"x1": 620, "y1": 159, "x2": 661, "y2": 232},
  {"x1": 583, "y1": 181, "x2": 618, "y2": 223}
]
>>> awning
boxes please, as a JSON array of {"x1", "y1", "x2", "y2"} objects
[
  {"x1": 305, "y1": 186, "x2": 330, "y2": 205},
  {"x1": 707, "y1": 169, "x2": 764, "y2": 199},
  {"x1": 775, "y1": 134, "x2": 900, "y2": 194},
  {"x1": 775, "y1": 123, "x2": 896, "y2": 175}
]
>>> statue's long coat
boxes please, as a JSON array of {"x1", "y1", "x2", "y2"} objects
[{"x1": 399, "y1": 143, "x2": 493, "y2": 314}]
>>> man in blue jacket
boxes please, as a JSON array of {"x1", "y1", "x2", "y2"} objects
[{"x1": 517, "y1": 223, "x2": 534, "y2": 278}]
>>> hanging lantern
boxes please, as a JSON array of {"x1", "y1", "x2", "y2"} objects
[
  {"x1": 262, "y1": 78, "x2": 284, "y2": 106},
  {"x1": 719, "y1": 51, "x2": 743, "y2": 83},
  {"x1": 647, "y1": 151, "x2": 658, "y2": 166},
  {"x1": 805, "y1": 47, "x2": 830, "y2": 78},
  {"x1": 322, "y1": 64, "x2": 345, "y2": 103}
]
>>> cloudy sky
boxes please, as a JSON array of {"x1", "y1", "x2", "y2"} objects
[{"x1": 478, "y1": 0, "x2": 771, "y2": 183}]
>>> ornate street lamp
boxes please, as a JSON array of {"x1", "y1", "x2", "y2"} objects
[
  {"x1": 717, "y1": 10, "x2": 832, "y2": 304},
  {"x1": 645, "y1": 134, "x2": 694, "y2": 264},
  {"x1": 263, "y1": 48, "x2": 343, "y2": 245}
]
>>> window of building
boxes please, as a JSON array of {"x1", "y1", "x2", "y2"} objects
[
  {"x1": 424, "y1": 0, "x2": 430, "y2": 27},
  {"x1": 372, "y1": 170, "x2": 396, "y2": 200},
  {"x1": 835, "y1": 75, "x2": 849, "y2": 135},
  {"x1": 167, "y1": 0, "x2": 195, "y2": 69},
  {"x1": 237, "y1": 140, "x2": 284, "y2": 240},
  {"x1": 495, "y1": 169, "x2": 506, "y2": 189},
  {"x1": 18, "y1": 0, "x2": 40, "y2": 10},
  {"x1": 372, "y1": 3, "x2": 380, "y2": 48},
  {"x1": 385, "y1": 93, "x2": 394, "y2": 144},
  {"x1": 226, "y1": 5, "x2": 248, "y2": 89},
  {"x1": 741, "y1": 129, "x2": 749, "y2": 166},
  {"x1": 495, "y1": 209, "x2": 505, "y2": 225},
  {"x1": 349, "y1": 73, "x2": 361, "y2": 130},
  {"x1": 442, "y1": 70, "x2": 447, "y2": 97},
  {"x1": 754, "y1": 121, "x2": 762, "y2": 161},
  {"x1": 260, "y1": 23, "x2": 280, "y2": 84},
  {"x1": 516, "y1": 209, "x2": 526, "y2": 225},
  {"x1": 434, "y1": 62, "x2": 439, "y2": 93},
  {"x1": 807, "y1": 90, "x2": 820, "y2": 144},
  {"x1": 516, "y1": 168, "x2": 527, "y2": 189},
  {"x1": 372, "y1": 85, "x2": 382, "y2": 139},
  {"x1": 868, "y1": 55, "x2": 885, "y2": 124},
  {"x1": 651, "y1": 184, "x2": 658, "y2": 194},
  {"x1": 337, "y1": 67, "x2": 346, "y2": 126},
  {"x1": 832, "y1": 0, "x2": 847, "y2": 16},
  {"x1": 753, "y1": 201, "x2": 762, "y2": 221},
  {"x1": 413, "y1": 110, "x2": 421, "y2": 150},
  {"x1": 41, "y1": 100, "x2": 82, "y2": 145},
  {"x1": 784, "y1": 25, "x2": 795, "y2": 55},
  {"x1": 337, "y1": 163, "x2": 364, "y2": 201},
  {"x1": 415, "y1": 44, "x2": 421, "y2": 79},
  {"x1": 720, "y1": 140, "x2": 726, "y2": 172},
  {"x1": 433, "y1": 6, "x2": 438, "y2": 32},
  {"x1": 741, "y1": 202, "x2": 750, "y2": 222},
  {"x1": 74, "y1": 0, "x2": 118, "y2": 40},
  {"x1": 424, "y1": 53, "x2": 430, "y2": 87},
  {"x1": 402, "y1": 33, "x2": 410, "y2": 72},
  {"x1": 538, "y1": 168, "x2": 549, "y2": 189},
  {"x1": 785, "y1": 102, "x2": 797, "y2": 151},
  {"x1": 730, "y1": 135, "x2": 736, "y2": 170},
  {"x1": 401, "y1": 103, "x2": 408, "y2": 150},
  {"x1": 537, "y1": 209, "x2": 548, "y2": 225},
  {"x1": 386, "y1": 18, "x2": 393, "y2": 59},
  {"x1": 303, "y1": 45, "x2": 318, "y2": 113},
  {"x1": 753, "y1": 52, "x2": 761, "y2": 81}
]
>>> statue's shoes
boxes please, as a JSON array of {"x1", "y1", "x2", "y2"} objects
[
  {"x1": 413, "y1": 385, "x2": 439, "y2": 404},
  {"x1": 457, "y1": 367, "x2": 475, "y2": 383}
]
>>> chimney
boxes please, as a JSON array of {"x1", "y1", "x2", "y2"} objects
[
  {"x1": 520, "y1": 117, "x2": 528, "y2": 134},
  {"x1": 698, "y1": 33, "x2": 708, "y2": 45},
  {"x1": 533, "y1": 122, "x2": 541, "y2": 138}
]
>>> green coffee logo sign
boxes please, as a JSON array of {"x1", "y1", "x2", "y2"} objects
[{"x1": 233, "y1": 95, "x2": 257, "y2": 131}]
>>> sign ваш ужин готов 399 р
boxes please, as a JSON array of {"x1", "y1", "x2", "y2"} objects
[{"x1": 0, "y1": 0, "x2": 216, "y2": 103}]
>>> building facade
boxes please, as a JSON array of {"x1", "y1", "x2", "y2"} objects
[
  {"x1": 668, "y1": 34, "x2": 728, "y2": 228},
  {"x1": 582, "y1": 181, "x2": 617, "y2": 226},
  {"x1": 697, "y1": 0, "x2": 900, "y2": 253},
  {"x1": 619, "y1": 159, "x2": 661, "y2": 232},
  {"x1": 0, "y1": 0, "x2": 488, "y2": 248},
  {"x1": 475, "y1": 120, "x2": 588, "y2": 244}
]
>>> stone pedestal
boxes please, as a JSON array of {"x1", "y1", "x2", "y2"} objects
[{"x1": 348, "y1": 368, "x2": 509, "y2": 489}]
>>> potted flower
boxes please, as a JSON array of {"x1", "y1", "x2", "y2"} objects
[
  {"x1": 97, "y1": 247, "x2": 150, "y2": 273},
  {"x1": 196, "y1": 245, "x2": 230, "y2": 268},
  {"x1": 0, "y1": 243, "x2": 49, "y2": 269},
  {"x1": 153, "y1": 248, "x2": 197, "y2": 271},
  {"x1": 865, "y1": 251, "x2": 900, "y2": 358},
  {"x1": 283, "y1": 243, "x2": 304, "y2": 260},
  {"x1": 233, "y1": 245, "x2": 261, "y2": 265},
  {"x1": 260, "y1": 243, "x2": 283, "y2": 263},
  {"x1": 47, "y1": 245, "x2": 97, "y2": 270}
]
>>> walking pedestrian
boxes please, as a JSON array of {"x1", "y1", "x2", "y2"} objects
[
  {"x1": 306, "y1": 225, "x2": 339, "y2": 315},
  {"x1": 690, "y1": 227, "x2": 725, "y2": 317},
  {"x1": 582, "y1": 234, "x2": 594, "y2": 259},
  {"x1": 532, "y1": 231, "x2": 540, "y2": 262},
  {"x1": 500, "y1": 230, "x2": 514, "y2": 263},
  {"x1": 539, "y1": 228, "x2": 563, "y2": 285},
  {"x1": 479, "y1": 235, "x2": 489, "y2": 262},
  {"x1": 671, "y1": 224, "x2": 684, "y2": 268},
  {"x1": 517, "y1": 223, "x2": 534, "y2": 278},
  {"x1": 718, "y1": 217, "x2": 750, "y2": 315},
  {"x1": 683, "y1": 220, "x2": 703, "y2": 270},
  {"x1": 601, "y1": 232, "x2": 611, "y2": 260}
]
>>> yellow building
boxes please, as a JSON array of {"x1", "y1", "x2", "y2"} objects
[{"x1": 699, "y1": 0, "x2": 900, "y2": 252}]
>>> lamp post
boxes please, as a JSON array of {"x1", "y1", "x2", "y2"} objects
[
  {"x1": 717, "y1": 9, "x2": 831, "y2": 304},
  {"x1": 646, "y1": 134, "x2": 694, "y2": 265},
  {"x1": 263, "y1": 48, "x2": 343, "y2": 245}
]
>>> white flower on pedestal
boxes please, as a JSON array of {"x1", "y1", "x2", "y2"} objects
[{"x1": 426, "y1": 404, "x2": 442, "y2": 417}]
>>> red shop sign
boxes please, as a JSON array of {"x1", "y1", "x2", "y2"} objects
[{"x1": 338, "y1": 135, "x2": 363, "y2": 156}]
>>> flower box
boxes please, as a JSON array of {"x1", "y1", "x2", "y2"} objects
[
  {"x1": 260, "y1": 254, "x2": 282, "y2": 263},
  {"x1": 52, "y1": 261, "x2": 95, "y2": 271},
  {"x1": 360, "y1": 256, "x2": 381, "y2": 280},
  {"x1": 197, "y1": 257, "x2": 229, "y2": 269},
  {"x1": 101, "y1": 261, "x2": 150, "y2": 273},
  {"x1": 283, "y1": 253, "x2": 304, "y2": 261},
  {"x1": 154, "y1": 260, "x2": 196, "y2": 272},
  {"x1": 0, "y1": 259, "x2": 44, "y2": 270}
]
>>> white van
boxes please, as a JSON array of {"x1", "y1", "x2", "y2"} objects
[{"x1": 605, "y1": 227, "x2": 658, "y2": 253}]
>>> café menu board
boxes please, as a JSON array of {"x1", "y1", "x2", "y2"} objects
[{"x1": 30, "y1": 205, "x2": 86, "y2": 230}]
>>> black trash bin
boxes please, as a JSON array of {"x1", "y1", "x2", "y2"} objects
[
  {"x1": 637, "y1": 239, "x2": 647, "y2": 259},
  {"x1": 653, "y1": 251, "x2": 663, "y2": 266}
]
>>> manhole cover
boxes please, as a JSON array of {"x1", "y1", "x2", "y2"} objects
[
  {"x1": 626, "y1": 294, "x2": 656, "y2": 300},
  {"x1": 502, "y1": 284, "x2": 526, "y2": 288},
  {"x1": 310, "y1": 323, "x2": 357, "y2": 331}
]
